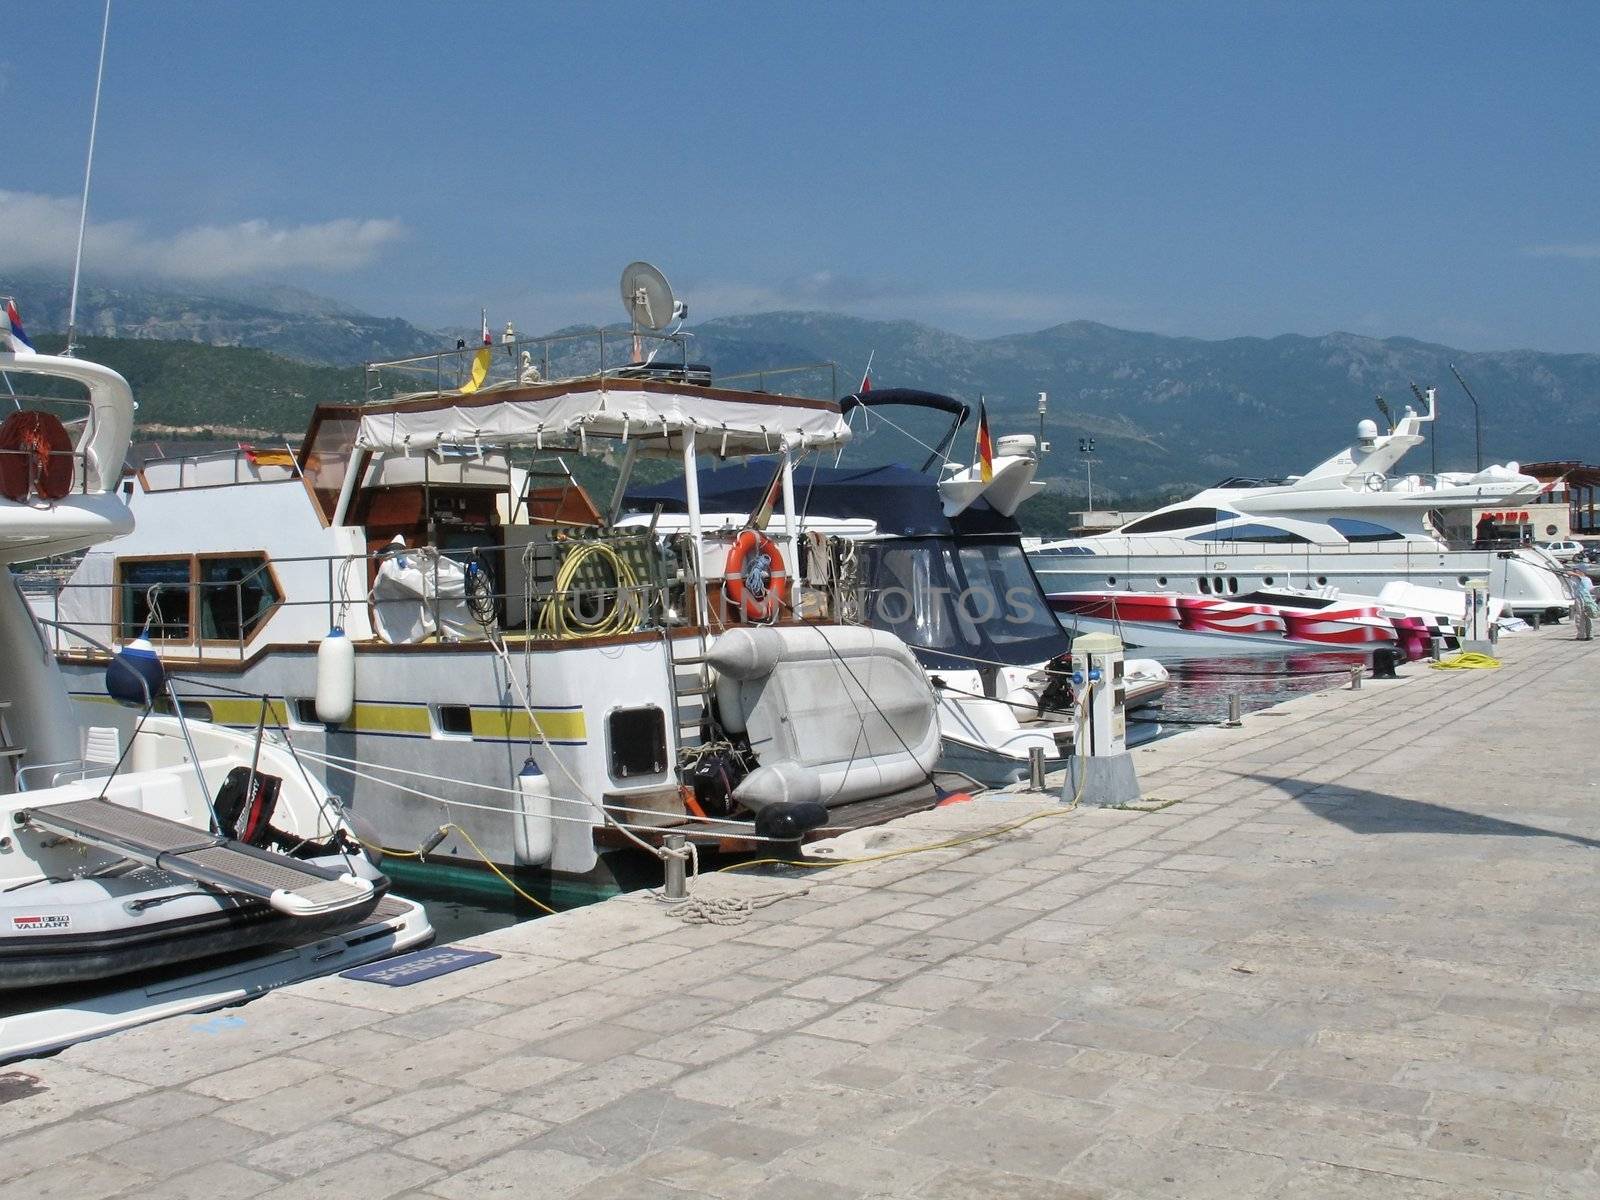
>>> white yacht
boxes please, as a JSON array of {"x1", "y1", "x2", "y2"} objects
[
  {"x1": 32, "y1": 276, "x2": 945, "y2": 881},
  {"x1": 0, "y1": 316, "x2": 430, "y2": 1061},
  {"x1": 1029, "y1": 389, "x2": 1573, "y2": 621}
]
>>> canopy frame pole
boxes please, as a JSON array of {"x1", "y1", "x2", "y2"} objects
[
  {"x1": 331, "y1": 447, "x2": 369, "y2": 527},
  {"x1": 682, "y1": 429, "x2": 710, "y2": 627},
  {"x1": 606, "y1": 441, "x2": 641, "y2": 527},
  {"x1": 779, "y1": 447, "x2": 800, "y2": 606}
]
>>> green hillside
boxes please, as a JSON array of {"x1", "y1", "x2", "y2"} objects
[{"x1": 24, "y1": 334, "x2": 363, "y2": 436}]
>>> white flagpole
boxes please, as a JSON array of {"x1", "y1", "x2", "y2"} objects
[{"x1": 66, "y1": 0, "x2": 112, "y2": 358}]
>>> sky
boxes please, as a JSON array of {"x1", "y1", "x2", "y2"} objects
[{"x1": 4, "y1": 2, "x2": 1597, "y2": 352}]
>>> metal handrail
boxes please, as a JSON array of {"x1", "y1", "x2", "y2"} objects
[
  {"x1": 363, "y1": 327, "x2": 692, "y2": 402},
  {"x1": 27, "y1": 529, "x2": 859, "y2": 657}
]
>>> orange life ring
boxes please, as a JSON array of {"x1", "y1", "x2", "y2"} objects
[
  {"x1": 723, "y1": 529, "x2": 789, "y2": 622},
  {"x1": 0, "y1": 410, "x2": 73, "y2": 502}
]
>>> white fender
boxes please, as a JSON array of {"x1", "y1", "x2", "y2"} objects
[
  {"x1": 512, "y1": 757, "x2": 553, "y2": 866},
  {"x1": 314, "y1": 627, "x2": 355, "y2": 725}
]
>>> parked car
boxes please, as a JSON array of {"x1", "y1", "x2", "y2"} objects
[{"x1": 1538, "y1": 540, "x2": 1584, "y2": 562}]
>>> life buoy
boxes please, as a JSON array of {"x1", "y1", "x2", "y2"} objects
[
  {"x1": 723, "y1": 529, "x2": 789, "y2": 622},
  {"x1": 1364, "y1": 472, "x2": 1386, "y2": 492},
  {"x1": 0, "y1": 410, "x2": 73, "y2": 502}
]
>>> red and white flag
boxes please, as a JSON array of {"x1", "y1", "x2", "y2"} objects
[{"x1": 481, "y1": 308, "x2": 491, "y2": 347}]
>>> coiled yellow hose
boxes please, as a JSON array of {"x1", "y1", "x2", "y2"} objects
[
  {"x1": 537, "y1": 540, "x2": 641, "y2": 639},
  {"x1": 1429, "y1": 651, "x2": 1501, "y2": 670}
]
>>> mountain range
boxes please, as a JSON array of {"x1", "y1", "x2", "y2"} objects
[{"x1": 5, "y1": 273, "x2": 1597, "y2": 502}]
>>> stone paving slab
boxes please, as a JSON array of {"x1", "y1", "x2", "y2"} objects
[{"x1": 4, "y1": 628, "x2": 1600, "y2": 1198}]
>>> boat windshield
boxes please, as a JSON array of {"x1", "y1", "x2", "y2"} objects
[{"x1": 856, "y1": 537, "x2": 1068, "y2": 669}]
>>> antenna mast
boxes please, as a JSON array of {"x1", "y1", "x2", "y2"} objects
[{"x1": 65, "y1": 0, "x2": 112, "y2": 358}]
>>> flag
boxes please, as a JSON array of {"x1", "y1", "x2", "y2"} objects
[
  {"x1": 1537, "y1": 475, "x2": 1565, "y2": 496},
  {"x1": 459, "y1": 309, "x2": 492, "y2": 394},
  {"x1": 4, "y1": 299, "x2": 35, "y2": 355},
  {"x1": 748, "y1": 456, "x2": 786, "y2": 531},
  {"x1": 975, "y1": 399, "x2": 994, "y2": 484},
  {"x1": 858, "y1": 350, "x2": 875, "y2": 395}
]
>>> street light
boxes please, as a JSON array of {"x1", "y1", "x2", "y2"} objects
[
  {"x1": 1078, "y1": 436, "x2": 1096, "y2": 511},
  {"x1": 1447, "y1": 363, "x2": 1483, "y2": 472}
]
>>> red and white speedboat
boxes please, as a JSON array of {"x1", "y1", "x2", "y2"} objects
[{"x1": 1050, "y1": 588, "x2": 1451, "y2": 658}]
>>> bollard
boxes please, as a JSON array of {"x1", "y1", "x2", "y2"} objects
[
  {"x1": 1226, "y1": 693, "x2": 1242, "y2": 727},
  {"x1": 1028, "y1": 746, "x2": 1047, "y2": 791},
  {"x1": 663, "y1": 833, "x2": 687, "y2": 900},
  {"x1": 1430, "y1": 639, "x2": 1443, "y2": 662},
  {"x1": 1349, "y1": 665, "x2": 1362, "y2": 691}
]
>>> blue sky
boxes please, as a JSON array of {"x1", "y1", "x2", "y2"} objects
[{"x1": 5, "y1": 2, "x2": 1597, "y2": 351}]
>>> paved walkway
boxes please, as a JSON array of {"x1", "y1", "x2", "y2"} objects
[{"x1": 5, "y1": 630, "x2": 1600, "y2": 1199}]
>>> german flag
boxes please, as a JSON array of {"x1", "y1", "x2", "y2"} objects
[{"x1": 975, "y1": 399, "x2": 994, "y2": 484}]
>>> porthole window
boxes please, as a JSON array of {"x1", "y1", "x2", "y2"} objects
[
  {"x1": 1107, "y1": 576, "x2": 1117, "y2": 586},
  {"x1": 1458, "y1": 575, "x2": 1469, "y2": 585},
  {"x1": 1316, "y1": 576, "x2": 1327, "y2": 586},
  {"x1": 1156, "y1": 576, "x2": 1167, "y2": 587},
  {"x1": 1263, "y1": 577, "x2": 1274, "y2": 586},
  {"x1": 1213, "y1": 576, "x2": 1225, "y2": 593},
  {"x1": 1198, "y1": 577, "x2": 1211, "y2": 594},
  {"x1": 1227, "y1": 577, "x2": 1238, "y2": 593},
  {"x1": 435, "y1": 704, "x2": 474, "y2": 737}
]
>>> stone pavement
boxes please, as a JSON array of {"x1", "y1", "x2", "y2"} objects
[{"x1": 5, "y1": 629, "x2": 1600, "y2": 1199}]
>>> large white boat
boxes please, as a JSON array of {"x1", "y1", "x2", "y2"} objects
[
  {"x1": 33, "y1": 290, "x2": 944, "y2": 880},
  {"x1": 0, "y1": 316, "x2": 429, "y2": 1060},
  {"x1": 1028, "y1": 389, "x2": 1574, "y2": 621}
]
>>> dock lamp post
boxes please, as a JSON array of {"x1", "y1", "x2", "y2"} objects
[
  {"x1": 1448, "y1": 363, "x2": 1483, "y2": 472},
  {"x1": 1078, "y1": 437, "x2": 1096, "y2": 511}
]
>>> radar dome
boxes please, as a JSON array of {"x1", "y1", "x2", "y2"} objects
[{"x1": 1356, "y1": 419, "x2": 1379, "y2": 443}]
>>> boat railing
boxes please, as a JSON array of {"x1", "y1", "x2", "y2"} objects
[
  {"x1": 32, "y1": 528, "x2": 866, "y2": 663},
  {"x1": 362, "y1": 328, "x2": 694, "y2": 402},
  {"x1": 137, "y1": 445, "x2": 302, "y2": 492}
]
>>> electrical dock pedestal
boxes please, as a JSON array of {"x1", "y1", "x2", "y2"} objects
[{"x1": 1062, "y1": 631, "x2": 1143, "y2": 807}]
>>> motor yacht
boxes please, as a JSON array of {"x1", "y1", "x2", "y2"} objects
[
  {"x1": 32, "y1": 286, "x2": 943, "y2": 879},
  {"x1": 1028, "y1": 390, "x2": 1574, "y2": 622}
]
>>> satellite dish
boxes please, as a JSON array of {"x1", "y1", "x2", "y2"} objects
[{"x1": 620, "y1": 261, "x2": 675, "y2": 331}]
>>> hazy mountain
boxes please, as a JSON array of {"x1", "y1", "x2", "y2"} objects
[
  {"x1": 681, "y1": 313, "x2": 1600, "y2": 500},
  {"x1": 5, "y1": 277, "x2": 1596, "y2": 500},
  {"x1": 1, "y1": 273, "x2": 441, "y2": 365}
]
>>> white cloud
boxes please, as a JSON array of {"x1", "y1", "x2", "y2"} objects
[
  {"x1": 1523, "y1": 242, "x2": 1600, "y2": 261},
  {"x1": 0, "y1": 190, "x2": 404, "y2": 280}
]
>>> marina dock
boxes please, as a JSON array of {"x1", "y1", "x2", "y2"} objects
[{"x1": 6, "y1": 629, "x2": 1600, "y2": 1199}]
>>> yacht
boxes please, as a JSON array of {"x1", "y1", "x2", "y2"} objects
[
  {"x1": 1028, "y1": 389, "x2": 1573, "y2": 621},
  {"x1": 625, "y1": 387, "x2": 1169, "y2": 785},
  {"x1": 32, "y1": 281, "x2": 944, "y2": 880},
  {"x1": 0, "y1": 315, "x2": 429, "y2": 1061}
]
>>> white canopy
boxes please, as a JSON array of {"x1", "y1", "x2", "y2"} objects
[{"x1": 354, "y1": 378, "x2": 851, "y2": 457}]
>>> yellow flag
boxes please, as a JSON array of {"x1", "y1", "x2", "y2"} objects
[{"x1": 458, "y1": 346, "x2": 492, "y2": 394}]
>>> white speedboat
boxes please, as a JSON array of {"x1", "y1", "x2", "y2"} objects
[
  {"x1": 1028, "y1": 389, "x2": 1574, "y2": 622},
  {"x1": 625, "y1": 387, "x2": 1170, "y2": 786},
  {"x1": 32, "y1": 276, "x2": 943, "y2": 878},
  {"x1": 0, "y1": 317, "x2": 430, "y2": 1060}
]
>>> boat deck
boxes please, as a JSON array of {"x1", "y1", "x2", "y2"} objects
[{"x1": 6, "y1": 626, "x2": 1600, "y2": 1197}]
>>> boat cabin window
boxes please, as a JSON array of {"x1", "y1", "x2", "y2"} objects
[
  {"x1": 1188, "y1": 522, "x2": 1310, "y2": 545},
  {"x1": 1121, "y1": 507, "x2": 1239, "y2": 534},
  {"x1": 198, "y1": 555, "x2": 281, "y2": 641},
  {"x1": 119, "y1": 558, "x2": 193, "y2": 641},
  {"x1": 1327, "y1": 517, "x2": 1404, "y2": 543}
]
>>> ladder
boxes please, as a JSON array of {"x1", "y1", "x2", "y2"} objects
[{"x1": 24, "y1": 797, "x2": 376, "y2": 918}]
